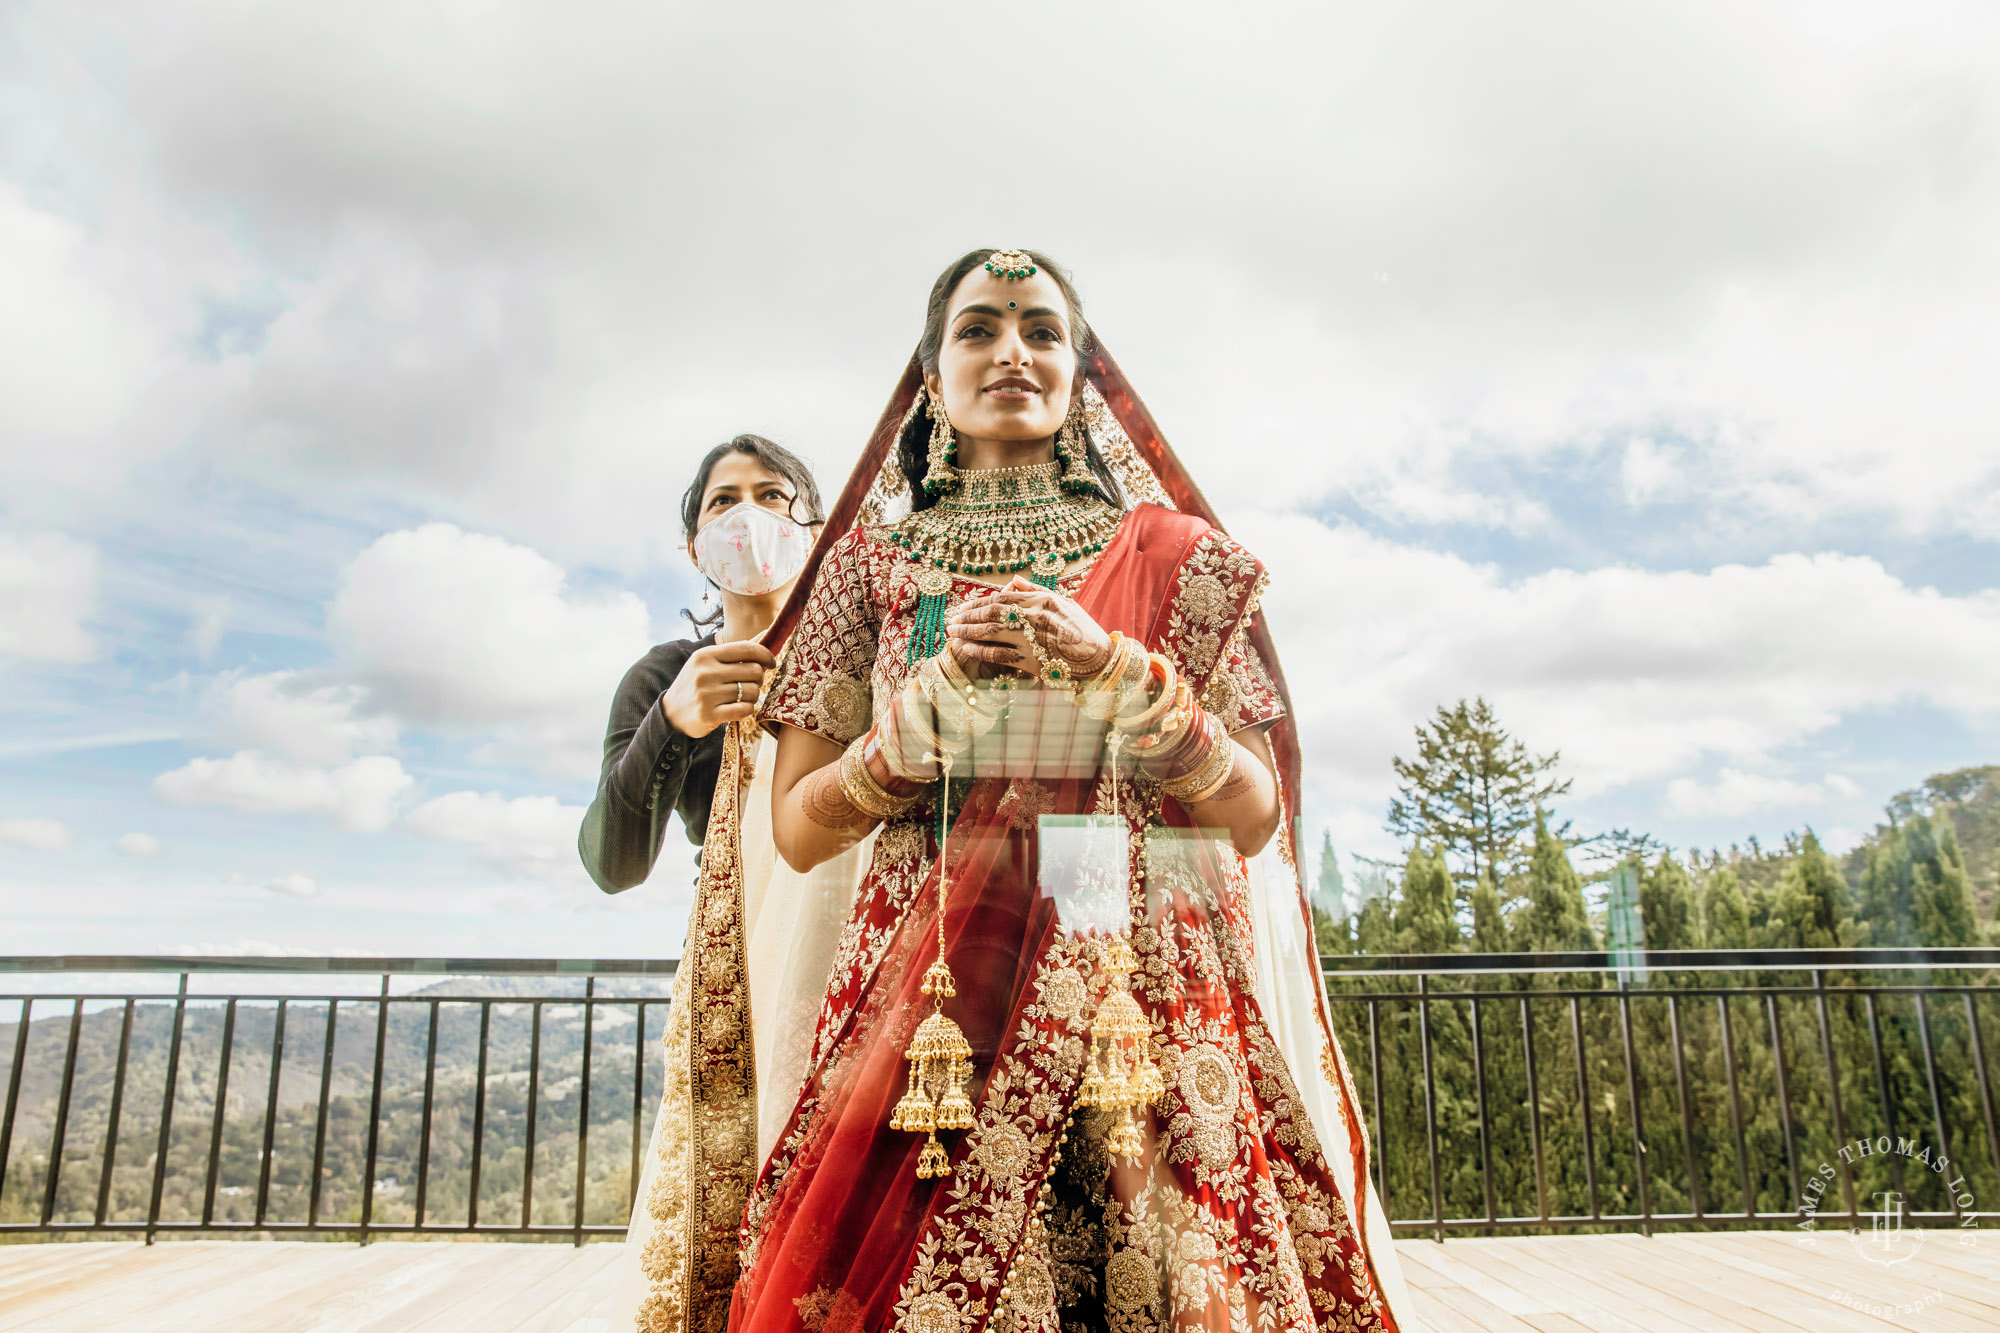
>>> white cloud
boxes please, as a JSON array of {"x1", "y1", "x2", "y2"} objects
[
  {"x1": 1244, "y1": 511, "x2": 2000, "y2": 816},
  {"x1": 1, "y1": 818, "x2": 74, "y2": 851},
  {"x1": 264, "y1": 871, "x2": 320, "y2": 898},
  {"x1": 206, "y1": 669, "x2": 398, "y2": 766},
  {"x1": 5, "y1": 3, "x2": 1997, "y2": 559},
  {"x1": 404, "y1": 789, "x2": 587, "y2": 882},
  {"x1": 1665, "y1": 769, "x2": 1865, "y2": 819},
  {"x1": 0, "y1": 532, "x2": 97, "y2": 662},
  {"x1": 187, "y1": 596, "x2": 231, "y2": 663},
  {"x1": 0, "y1": 184, "x2": 192, "y2": 488},
  {"x1": 152, "y1": 750, "x2": 413, "y2": 831},
  {"x1": 114, "y1": 832, "x2": 164, "y2": 856},
  {"x1": 329, "y1": 524, "x2": 651, "y2": 777}
]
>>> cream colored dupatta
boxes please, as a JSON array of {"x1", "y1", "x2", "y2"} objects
[{"x1": 612, "y1": 720, "x2": 875, "y2": 1333}]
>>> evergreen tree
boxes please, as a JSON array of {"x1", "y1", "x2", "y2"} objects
[
  {"x1": 1394, "y1": 844, "x2": 1457, "y2": 953},
  {"x1": 1517, "y1": 808, "x2": 1595, "y2": 951},
  {"x1": 1387, "y1": 698, "x2": 1571, "y2": 902},
  {"x1": 1767, "y1": 830, "x2": 1857, "y2": 948},
  {"x1": 1470, "y1": 868, "x2": 1508, "y2": 952},
  {"x1": 1861, "y1": 811, "x2": 1980, "y2": 947},
  {"x1": 1912, "y1": 815, "x2": 1978, "y2": 946},
  {"x1": 1702, "y1": 864, "x2": 1751, "y2": 948},
  {"x1": 1312, "y1": 905, "x2": 1354, "y2": 956},
  {"x1": 1354, "y1": 895, "x2": 1396, "y2": 955},
  {"x1": 1640, "y1": 852, "x2": 1699, "y2": 951},
  {"x1": 1315, "y1": 830, "x2": 1348, "y2": 920}
]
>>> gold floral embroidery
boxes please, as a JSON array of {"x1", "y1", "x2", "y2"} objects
[
  {"x1": 796, "y1": 1286, "x2": 865, "y2": 1333},
  {"x1": 975, "y1": 1121, "x2": 1033, "y2": 1182},
  {"x1": 904, "y1": 1290, "x2": 962, "y2": 1333},
  {"x1": 1039, "y1": 968, "x2": 1088, "y2": 1025},
  {"x1": 1179, "y1": 573, "x2": 1229, "y2": 625},
  {"x1": 634, "y1": 721, "x2": 756, "y2": 1333},
  {"x1": 1105, "y1": 1248, "x2": 1157, "y2": 1314},
  {"x1": 997, "y1": 779, "x2": 1056, "y2": 831},
  {"x1": 813, "y1": 674, "x2": 870, "y2": 742},
  {"x1": 1009, "y1": 1251, "x2": 1059, "y2": 1319}
]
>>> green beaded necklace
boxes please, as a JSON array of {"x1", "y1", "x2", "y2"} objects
[{"x1": 897, "y1": 461, "x2": 1123, "y2": 667}]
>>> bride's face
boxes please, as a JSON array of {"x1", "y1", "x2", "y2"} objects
[{"x1": 927, "y1": 267, "x2": 1077, "y2": 444}]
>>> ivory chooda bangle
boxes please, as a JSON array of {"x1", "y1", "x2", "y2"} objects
[
  {"x1": 1076, "y1": 632, "x2": 1144, "y2": 721},
  {"x1": 1113, "y1": 653, "x2": 1179, "y2": 735},
  {"x1": 1123, "y1": 682, "x2": 1197, "y2": 757}
]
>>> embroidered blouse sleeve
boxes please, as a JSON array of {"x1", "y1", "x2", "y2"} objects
[
  {"x1": 762, "y1": 529, "x2": 879, "y2": 745},
  {"x1": 1203, "y1": 630, "x2": 1287, "y2": 732},
  {"x1": 1160, "y1": 527, "x2": 1272, "y2": 690}
]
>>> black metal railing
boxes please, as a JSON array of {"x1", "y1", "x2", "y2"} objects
[
  {"x1": 3, "y1": 949, "x2": 1996, "y2": 1244},
  {"x1": 0, "y1": 957, "x2": 677, "y2": 1242},
  {"x1": 1323, "y1": 947, "x2": 2000, "y2": 1239}
]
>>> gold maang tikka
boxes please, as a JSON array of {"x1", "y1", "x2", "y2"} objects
[
  {"x1": 891, "y1": 750, "x2": 975, "y2": 1177},
  {"x1": 985, "y1": 248, "x2": 1038, "y2": 280}
]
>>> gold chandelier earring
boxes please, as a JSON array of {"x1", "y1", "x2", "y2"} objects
[
  {"x1": 922, "y1": 388, "x2": 961, "y2": 496},
  {"x1": 1055, "y1": 396, "x2": 1095, "y2": 494}
]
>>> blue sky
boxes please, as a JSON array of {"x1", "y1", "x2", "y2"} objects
[{"x1": 4, "y1": 1, "x2": 1999, "y2": 956}]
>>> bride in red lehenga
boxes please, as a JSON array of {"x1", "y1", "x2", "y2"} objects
[{"x1": 619, "y1": 249, "x2": 1414, "y2": 1333}]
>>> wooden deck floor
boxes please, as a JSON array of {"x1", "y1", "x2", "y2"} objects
[{"x1": 0, "y1": 1231, "x2": 1993, "y2": 1331}]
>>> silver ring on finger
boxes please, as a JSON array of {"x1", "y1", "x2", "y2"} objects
[{"x1": 735, "y1": 682, "x2": 743, "y2": 704}]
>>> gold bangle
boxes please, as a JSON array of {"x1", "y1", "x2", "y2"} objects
[
  {"x1": 1076, "y1": 632, "x2": 1140, "y2": 721},
  {"x1": 1161, "y1": 727, "x2": 1235, "y2": 803},
  {"x1": 840, "y1": 735, "x2": 919, "y2": 819},
  {"x1": 1114, "y1": 653, "x2": 1179, "y2": 735}
]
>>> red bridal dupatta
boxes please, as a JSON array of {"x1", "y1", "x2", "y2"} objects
[{"x1": 625, "y1": 346, "x2": 1413, "y2": 1333}]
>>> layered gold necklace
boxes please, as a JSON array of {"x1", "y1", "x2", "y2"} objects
[{"x1": 888, "y1": 460, "x2": 1123, "y2": 588}]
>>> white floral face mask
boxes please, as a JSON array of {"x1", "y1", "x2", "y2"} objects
[{"x1": 692, "y1": 502, "x2": 812, "y2": 597}]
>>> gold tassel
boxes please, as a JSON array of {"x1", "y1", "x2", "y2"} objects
[
  {"x1": 1079, "y1": 933, "x2": 1163, "y2": 1164},
  {"x1": 893, "y1": 752, "x2": 973, "y2": 1178}
]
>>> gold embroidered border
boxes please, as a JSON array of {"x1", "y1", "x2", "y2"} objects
[{"x1": 636, "y1": 719, "x2": 758, "y2": 1333}]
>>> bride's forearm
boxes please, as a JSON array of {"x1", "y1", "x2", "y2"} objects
[
  {"x1": 775, "y1": 761, "x2": 880, "y2": 872},
  {"x1": 772, "y1": 723, "x2": 932, "y2": 872},
  {"x1": 1175, "y1": 730, "x2": 1283, "y2": 857}
]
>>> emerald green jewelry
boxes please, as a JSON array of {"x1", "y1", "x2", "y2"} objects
[
  {"x1": 985, "y1": 249, "x2": 1038, "y2": 280},
  {"x1": 887, "y1": 460, "x2": 1121, "y2": 590},
  {"x1": 906, "y1": 566, "x2": 954, "y2": 669}
]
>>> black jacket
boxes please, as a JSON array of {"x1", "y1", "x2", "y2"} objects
[{"x1": 577, "y1": 634, "x2": 725, "y2": 893}]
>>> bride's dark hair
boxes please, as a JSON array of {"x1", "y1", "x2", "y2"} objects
[{"x1": 895, "y1": 248, "x2": 1126, "y2": 514}]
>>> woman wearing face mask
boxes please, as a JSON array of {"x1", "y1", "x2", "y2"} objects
[{"x1": 577, "y1": 433, "x2": 821, "y2": 893}]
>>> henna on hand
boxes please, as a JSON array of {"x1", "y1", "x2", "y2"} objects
[
  {"x1": 799, "y1": 765, "x2": 871, "y2": 830},
  {"x1": 1050, "y1": 612, "x2": 1112, "y2": 679}
]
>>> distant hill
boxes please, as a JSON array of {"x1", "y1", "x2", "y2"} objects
[{"x1": 1, "y1": 975, "x2": 674, "y2": 1234}]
